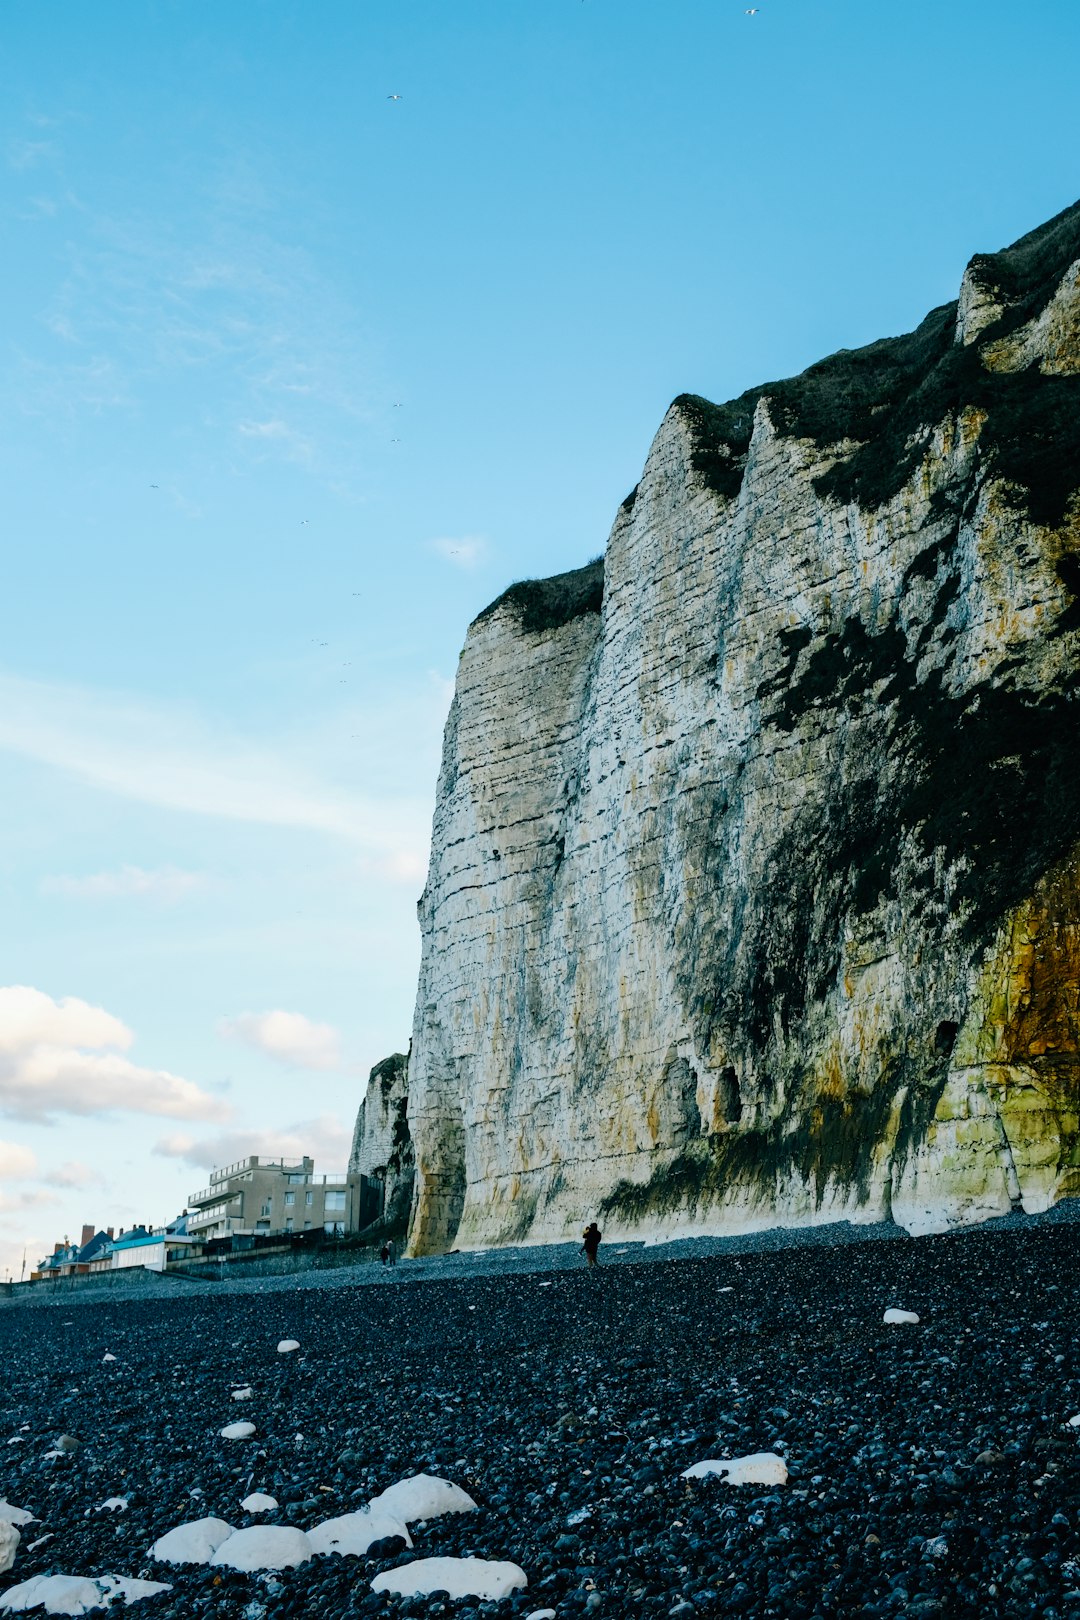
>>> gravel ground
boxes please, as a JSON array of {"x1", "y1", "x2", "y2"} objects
[{"x1": 4, "y1": 1211, "x2": 1080, "y2": 1618}]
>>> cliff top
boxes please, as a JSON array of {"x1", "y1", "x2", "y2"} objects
[
  {"x1": 472, "y1": 556, "x2": 604, "y2": 636},
  {"x1": 676, "y1": 196, "x2": 1080, "y2": 527}
]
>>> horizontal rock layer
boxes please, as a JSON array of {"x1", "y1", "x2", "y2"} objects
[{"x1": 405, "y1": 200, "x2": 1080, "y2": 1252}]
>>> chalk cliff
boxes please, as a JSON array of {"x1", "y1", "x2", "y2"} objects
[
  {"x1": 405, "y1": 200, "x2": 1080, "y2": 1252},
  {"x1": 348, "y1": 1053, "x2": 414, "y2": 1234}
]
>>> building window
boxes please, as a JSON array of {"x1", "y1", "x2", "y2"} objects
[
  {"x1": 324, "y1": 1190, "x2": 346, "y2": 1213},
  {"x1": 285, "y1": 1218, "x2": 293, "y2": 1232},
  {"x1": 303, "y1": 1220, "x2": 311, "y2": 1230},
  {"x1": 284, "y1": 1192, "x2": 295, "y2": 1207},
  {"x1": 305, "y1": 1191, "x2": 313, "y2": 1207},
  {"x1": 287, "y1": 1173, "x2": 306, "y2": 1184},
  {"x1": 260, "y1": 1200, "x2": 271, "y2": 1218},
  {"x1": 324, "y1": 1221, "x2": 344, "y2": 1237}
]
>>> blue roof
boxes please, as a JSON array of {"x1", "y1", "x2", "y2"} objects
[{"x1": 110, "y1": 1233, "x2": 165, "y2": 1250}]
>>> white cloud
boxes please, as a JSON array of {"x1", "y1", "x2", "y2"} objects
[
  {"x1": 0, "y1": 1187, "x2": 58, "y2": 1214},
  {"x1": 0, "y1": 986, "x2": 230, "y2": 1125},
  {"x1": 154, "y1": 1112, "x2": 353, "y2": 1175},
  {"x1": 0, "y1": 670, "x2": 430, "y2": 853},
  {"x1": 8, "y1": 139, "x2": 53, "y2": 171},
  {"x1": 429, "y1": 535, "x2": 488, "y2": 570},
  {"x1": 42, "y1": 1159, "x2": 101, "y2": 1189},
  {"x1": 217, "y1": 1009, "x2": 342, "y2": 1072},
  {"x1": 238, "y1": 417, "x2": 289, "y2": 438},
  {"x1": 361, "y1": 849, "x2": 428, "y2": 886},
  {"x1": 0, "y1": 1140, "x2": 38, "y2": 1178},
  {"x1": 41, "y1": 865, "x2": 205, "y2": 902}
]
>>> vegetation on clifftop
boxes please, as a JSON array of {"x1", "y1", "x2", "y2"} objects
[{"x1": 473, "y1": 556, "x2": 604, "y2": 636}]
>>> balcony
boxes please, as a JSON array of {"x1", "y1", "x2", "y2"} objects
[{"x1": 189, "y1": 1199, "x2": 242, "y2": 1232}]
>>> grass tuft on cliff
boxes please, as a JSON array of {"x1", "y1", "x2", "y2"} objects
[{"x1": 473, "y1": 556, "x2": 604, "y2": 636}]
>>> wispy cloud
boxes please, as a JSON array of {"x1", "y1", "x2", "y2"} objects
[
  {"x1": 42, "y1": 1159, "x2": 101, "y2": 1189},
  {"x1": 0, "y1": 1140, "x2": 38, "y2": 1178},
  {"x1": 154, "y1": 1112, "x2": 353, "y2": 1174},
  {"x1": 0, "y1": 670, "x2": 430, "y2": 855},
  {"x1": 237, "y1": 416, "x2": 312, "y2": 463},
  {"x1": 0, "y1": 985, "x2": 229, "y2": 1125},
  {"x1": 429, "y1": 535, "x2": 488, "y2": 570},
  {"x1": 217, "y1": 1009, "x2": 343, "y2": 1072},
  {"x1": 7, "y1": 139, "x2": 54, "y2": 171},
  {"x1": 41, "y1": 866, "x2": 206, "y2": 902}
]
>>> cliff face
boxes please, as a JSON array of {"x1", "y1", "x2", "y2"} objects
[
  {"x1": 348, "y1": 1052, "x2": 414, "y2": 1234},
  {"x1": 406, "y1": 201, "x2": 1080, "y2": 1252}
]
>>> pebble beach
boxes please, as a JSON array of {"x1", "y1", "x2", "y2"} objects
[{"x1": 3, "y1": 1211, "x2": 1080, "y2": 1618}]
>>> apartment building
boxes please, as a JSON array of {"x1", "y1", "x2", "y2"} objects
[{"x1": 187, "y1": 1155, "x2": 377, "y2": 1241}]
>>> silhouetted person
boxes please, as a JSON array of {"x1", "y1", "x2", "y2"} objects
[
  {"x1": 380, "y1": 1243, "x2": 390, "y2": 1266},
  {"x1": 581, "y1": 1223, "x2": 602, "y2": 1266},
  {"x1": 387, "y1": 1239, "x2": 397, "y2": 1267}
]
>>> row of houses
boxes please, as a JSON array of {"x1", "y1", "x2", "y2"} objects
[{"x1": 32, "y1": 1155, "x2": 384, "y2": 1281}]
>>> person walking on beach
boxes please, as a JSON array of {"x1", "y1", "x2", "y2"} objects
[
  {"x1": 387, "y1": 1238, "x2": 397, "y2": 1267},
  {"x1": 581, "y1": 1222, "x2": 602, "y2": 1266},
  {"x1": 380, "y1": 1242, "x2": 390, "y2": 1266}
]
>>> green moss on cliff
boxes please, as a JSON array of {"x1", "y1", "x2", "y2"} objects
[
  {"x1": 599, "y1": 1058, "x2": 942, "y2": 1222},
  {"x1": 473, "y1": 557, "x2": 604, "y2": 636}
]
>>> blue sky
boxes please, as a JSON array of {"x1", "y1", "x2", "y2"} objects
[{"x1": 1, "y1": 0, "x2": 1078, "y2": 1274}]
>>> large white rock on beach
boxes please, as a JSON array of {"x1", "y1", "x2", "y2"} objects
[
  {"x1": 308, "y1": 1508, "x2": 412, "y2": 1557},
  {"x1": 219, "y1": 1422, "x2": 256, "y2": 1441},
  {"x1": 682, "y1": 1452, "x2": 788, "y2": 1487},
  {"x1": 0, "y1": 1511, "x2": 32, "y2": 1531},
  {"x1": 240, "y1": 1493, "x2": 277, "y2": 1514},
  {"x1": 0, "y1": 1525, "x2": 19, "y2": 1577},
  {"x1": 210, "y1": 1526, "x2": 313, "y2": 1573},
  {"x1": 151, "y1": 1517, "x2": 235, "y2": 1565},
  {"x1": 0, "y1": 1574, "x2": 170, "y2": 1614},
  {"x1": 371, "y1": 1557, "x2": 527, "y2": 1599},
  {"x1": 276, "y1": 1340, "x2": 300, "y2": 1354},
  {"x1": 883, "y1": 1308, "x2": 920, "y2": 1325},
  {"x1": 368, "y1": 1474, "x2": 477, "y2": 1523}
]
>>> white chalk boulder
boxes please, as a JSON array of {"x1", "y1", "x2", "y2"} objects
[
  {"x1": 240, "y1": 1493, "x2": 278, "y2": 1514},
  {"x1": 883, "y1": 1308, "x2": 920, "y2": 1326},
  {"x1": 210, "y1": 1526, "x2": 313, "y2": 1572},
  {"x1": 682, "y1": 1452, "x2": 789, "y2": 1487},
  {"x1": 0, "y1": 1510, "x2": 33, "y2": 1530},
  {"x1": 308, "y1": 1508, "x2": 412, "y2": 1558},
  {"x1": 230, "y1": 1387, "x2": 253, "y2": 1402},
  {"x1": 276, "y1": 1340, "x2": 300, "y2": 1354},
  {"x1": 371, "y1": 1558, "x2": 527, "y2": 1600},
  {"x1": 151, "y1": 1517, "x2": 235, "y2": 1566},
  {"x1": 0, "y1": 1524, "x2": 19, "y2": 1577},
  {"x1": 0, "y1": 1574, "x2": 170, "y2": 1614},
  {"x1": 368, "y1": 1474, "x2": 477, "y2": 1524},
  {"x1": 219, "y1": 1422, "x2": 255, "y2": 1441}
]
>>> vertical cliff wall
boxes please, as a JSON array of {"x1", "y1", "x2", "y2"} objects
[
  {"x1": 348, "y1": 1052, "x2": 414, "y2": 1233},
  {"x1": 407, "y1": 200, "x2": 1080, "y2": 1252}
]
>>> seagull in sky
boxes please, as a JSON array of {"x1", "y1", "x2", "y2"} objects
[
  {"x1": 745, "y1": 7, "x2": 759, "y2": 12},
  {"x1": 150, "y1": 483, "x2": 159, "y2": 488},
  {"x1": 387, "y1": 93, "x2": 403, "y2": 101}
]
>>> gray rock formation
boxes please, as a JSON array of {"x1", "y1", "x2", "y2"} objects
[
  {"x1": 348, "y1": 1053, "x2": 414, "y2": 1234},
  {"x1": 406, "y1": 200, "x2": 1080, "y2": 1253}
]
